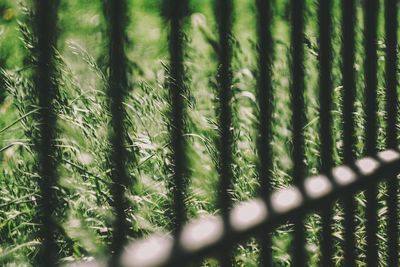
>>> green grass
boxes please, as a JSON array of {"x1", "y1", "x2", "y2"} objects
[{"x1": 0, "y1": 0, "x2": 397, "y2": 266}]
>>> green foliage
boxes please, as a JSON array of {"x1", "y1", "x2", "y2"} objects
[{"x1": 0, "y1": 0, "x2": 396, "y2": 266}]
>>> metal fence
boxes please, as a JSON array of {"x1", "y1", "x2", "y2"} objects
[{"x1": 30, "y1": 0, "x2": 399, "y2": 266}]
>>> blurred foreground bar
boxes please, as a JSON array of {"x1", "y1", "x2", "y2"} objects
[{"x1": 68, "y1": 148, "x2": 400, "y2": 267}]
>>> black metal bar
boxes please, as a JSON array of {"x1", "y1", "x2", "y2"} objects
[
  {"x1": 115, "y1": 148, "x2": 400, "y2": 267},
  {"x1": 385, "y1": 0, "x2": 398, "y2": 149},
  {"x1": 215, "y1": 0, "x2": 234, "y2": 265},
  {"x1": 341, "y1": 0, "x2": 357, "y2": 265},
  {"x1": 290, "y1": 0, "x2": 306, "y2": 266},
  {"x1": 34, "y1": 0, "x2": 59, "y2": 266},
  {"x1": 363, "y1": 0, "x2": 379, "y2": 266},
  {"x1": 320, "y1": 209, "x2": 333, "y2": 266},
  {"x1": 255, "y1": 0, "x2": 273, "y2": 265},
  {"x1": 290, "y1": 0, "x2": 306, "y2": 190},
  {"x1": 103, "y1": 0, "x2": 131, "y2": 266},
  {"x1": 163, "y1": 0, "x2": 189, "y2": 235},
  {"x1": 364, "y1": 0, "x2": 379, "y2": 155},
  {"x1": 318, "y1": 0, "x2": 334, "y2": 266},
  {"x1": 341, "y1": 2, "x2": 357, "y2": 166},
  {"x1": 318, "y1": 0, "x2": 333, "y2": 174},
  {"x1": 384, "y1": 0, "x2": 399, "y2": 265},
  {"x1": 318, "y1": 0, "x2": 334, "y2": 265},
  {"x1": 320, "y1": 179, "x2": 334, "y2": 261}
]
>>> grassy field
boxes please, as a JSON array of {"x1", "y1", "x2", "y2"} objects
[{"x1": 0, "y1": 0, "x2": 396, "y2": 266}]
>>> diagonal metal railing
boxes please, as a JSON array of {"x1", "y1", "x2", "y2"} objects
[{"x1": 68, "y1": 148, "x2": 400, "y2": 267}]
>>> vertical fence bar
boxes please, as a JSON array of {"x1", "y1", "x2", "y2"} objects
[
  {"x1": 103, "y1": 0, "x2": 131, "y2": 266},
  {"x1": 384, "y1": 0, "x2": 399, "y2": 265},
  {"x1": 341, "y1": 0, "x2": 357, "y2": 266},
  {"x1": 255, "y1": 0, "x2": 273, "y2": 265},
  {"x1": 318, "y1": 0, "x2": 333, "y2": 174},
  {"x1": 318, "y1": 0, "x2": 334, "y2": 266},
  {"x1": 34, "y1": 0, "x2": 59, "y2": 266},
  {"x1": 363, "y1": 0, "x2": 379, "y2": 266},
  {"x1": 163, "y1": 0, "x2": 189, "y2": 235},
  {"x1": 289, "y1": 0, "x2": 306, "y2": 266},
  {"x1": 215, "y1": 0, "x2": 234, "y2": 265}
]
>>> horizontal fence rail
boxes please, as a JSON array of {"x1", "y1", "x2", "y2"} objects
[{"x1": 68, "y1": 148, "x2": 400, "y2": 267}]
